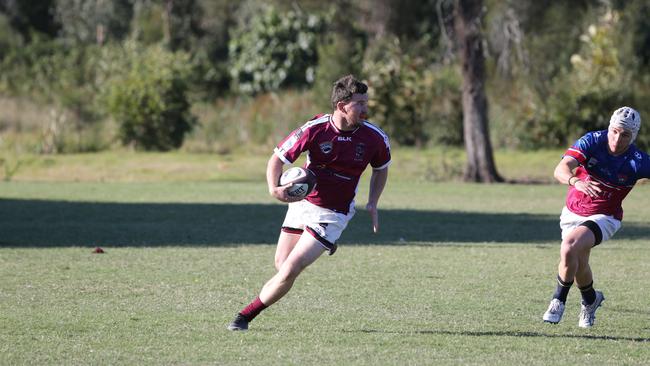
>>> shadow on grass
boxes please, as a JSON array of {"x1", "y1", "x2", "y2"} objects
[
  {"x1": 1, "y1": 199, "x2": 649, "y2": 247},
  {"x1": 349, "y1": 329, "x2": 650, "y2": 343}
]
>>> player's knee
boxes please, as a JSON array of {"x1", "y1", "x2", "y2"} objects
[
  {"x1": 277, "y1": 262, "x2": 303, "y2": 282},
  {"x1": 274, "y1": 257, "x2": 284, "y2": 271},
  {"x1": 561, "y1": 237, "x2": 589, "y2": 259}
]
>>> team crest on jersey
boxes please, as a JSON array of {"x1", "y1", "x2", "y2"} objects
[
  {"x1": 319, "y1": 141, "x2": 333, "y2": 154},
  {"x1": 587, "y1": 157, "x2": 598, "y2": 168},
  {"x1": 635, "y1": 151, "x2": 642, "y2": 160},
  {"x1": 354, "y1": 143, "x2": 366, "y2": 161}
]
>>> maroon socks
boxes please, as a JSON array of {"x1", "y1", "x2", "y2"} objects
[{"x1": 239, "y1": 297, "x2": 267, "y2": 321}]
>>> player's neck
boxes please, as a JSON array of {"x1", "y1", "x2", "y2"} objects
[
  {"x1": 331, "y1": 113, "x2": 359, "y2": 131},
  {"x1": 607, "y1": 144, "x2": 630, "y2": 156}
]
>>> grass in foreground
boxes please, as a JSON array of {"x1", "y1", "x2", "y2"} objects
[
  {"x1": 1, "y1": 181, "x2": 649, "y2": 365},
  {"x1": 1, "y1": 244, "x2": 649, "y2": 365}
]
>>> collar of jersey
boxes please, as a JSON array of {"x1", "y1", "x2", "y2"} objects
[{"x1": 328, "y1": 114, "x2": 361, "y2": 134}]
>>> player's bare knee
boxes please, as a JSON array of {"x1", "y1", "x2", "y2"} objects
[
  {"x1": 560, "y1": 239, "x2": 579, "y2": 257},
  {"x1": 277, "y1": 263, "x2": 303, "y2": 282},
  {"x1": 274, "y1": 257, "x2": 285, "y2": 271}
]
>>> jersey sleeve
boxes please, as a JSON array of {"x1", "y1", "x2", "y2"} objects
[
  {"x1": 370, "y1": 131, "x2": 391, "y2": 170},
  {"x1": 636, "y1": 150, "x2": 650, "y2": 179},
  {"x1": 564, "y1": 131, "x2": 599, "y2": 165},
  {"x1": 274, "y1": 126, "x2": 310, "y2": 165}
]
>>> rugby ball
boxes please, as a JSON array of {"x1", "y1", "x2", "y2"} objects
[{"x1": 279, "y1": 167, "x2": 317, "y2": 198}]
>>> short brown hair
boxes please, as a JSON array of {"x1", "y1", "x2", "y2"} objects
[{"x1": 331, "y1": 75, "x2": 368, "y2": 109}]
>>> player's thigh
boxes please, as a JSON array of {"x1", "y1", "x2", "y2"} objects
[
  {"x1": 281, "y1": 233, "x2": 326, "y2": 274},
  {"x1": 275, "y1": 231, "x2": 301, "y2": 266}
]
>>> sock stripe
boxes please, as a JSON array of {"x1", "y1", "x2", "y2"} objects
[
  {"x1": 557, "y1": 275, "x2": 574, "y2": 288},
  {"x1": 553, "y1": 275, "x2": 573, "y2": 303},
  {"x1": 579, "y1": 281, "x2": 594, "y2": 292}
]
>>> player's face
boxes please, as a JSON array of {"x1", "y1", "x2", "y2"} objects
[
  {"x1": 608, "y1": 126, "x2": 633, "y2": 155},
  {"x1": 343, "y1": 93, "x2": 368, "y2": 126}
]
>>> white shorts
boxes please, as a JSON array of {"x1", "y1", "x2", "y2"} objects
[
  {"x1": 281, "y1": 200, "x2": 355, "y2": 255},
  {"x1": 559, "y1": 206, "x2": 621, "y2": 244}
]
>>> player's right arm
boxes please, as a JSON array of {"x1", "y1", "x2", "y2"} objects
[
  {"x1": 554, "y1": 156, "x2": 580, "y2": 185},
  {"x1": 266, "y1": 154, "x2": 301, "y2": 203},
  {"x1": 269, "y1": 118, "x2": 322, "y2": 202}
]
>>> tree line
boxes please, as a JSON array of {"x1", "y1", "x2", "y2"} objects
[{"x1": 1, "y1": 0, "x2": 650, "y2": 178}]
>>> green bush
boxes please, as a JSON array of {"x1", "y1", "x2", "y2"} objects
[
  {"x1": 105, "y1": 43, "x2": 196, "y2": 151},
  {"x1": 0, "y1": 38, "x2": 124, "y2": 153},
  {"x1": 544, "y1": 10, "x2": 632, "y2": 144},
  {"x1": 364, "y1": 37, "x2": 462, "y2": 147},
  {"x1": 0, "y1": 13, "x2": 24, "y2": 61},
  {"x1": 228, "y1": 5, "x2": 323, "y2": 94},
  {"x1": 310, "y1": 7, "x2": 367, "y2": 111},
  {"x1": 494, "y1": 7, "x2": 637, "y2": 149}
]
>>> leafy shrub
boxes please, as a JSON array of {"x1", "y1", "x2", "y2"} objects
[
  {"x1": 502, "y1": 8, "x2": 635, "y2": 149},
  {"x1": 185, "y1": 90, "x2": 318, "y2": 154},
  {"x1": 310, "y1": 7, "x2": 367, "y2": 110},
  {"x1": 0, "y1": 13, "x2": 23, "y2": 61},
  {"x1": 364, "y1": 37, "x2": 462, "y2": 147},
  {"x1": 0, "y1": 38, "x2": 123, "y2": 153},
  {"x1": 228, "y1": 5, "x2": 323, "y2": 94},
  {"x1": 105, "y1": 42, "x2": 196, "y2": 151}
]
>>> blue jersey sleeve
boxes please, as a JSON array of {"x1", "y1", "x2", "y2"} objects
[
  {"x1": 566, "y1": 131, "x2": 604, "y2": 164},
  {"x1": 633, "y1": 149, "x2": 650, "y2": 179}
]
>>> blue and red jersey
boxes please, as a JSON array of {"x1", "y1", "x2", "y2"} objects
[
  {"x1": 274, "y1": 114, "x2": 391, "y2": 214},
  {"x1": 563, "y1": 130, "x2": 650, "y2": 220}
]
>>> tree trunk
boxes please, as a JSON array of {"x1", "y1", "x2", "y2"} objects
[
  {"x1": 454, "y1": 0, "x2": 503, "y2": 182},
  {"x1": 163, "y1": 0, "x2": 173, "y2": 47}
]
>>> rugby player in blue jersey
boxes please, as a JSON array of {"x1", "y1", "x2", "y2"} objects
[{"x1": 543, "y1": 106, "x2": 650, "y2": 327}]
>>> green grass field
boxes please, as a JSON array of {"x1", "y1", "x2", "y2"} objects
[{"x1": 1, "y1": 152, "x2": 650, "y2": 365}]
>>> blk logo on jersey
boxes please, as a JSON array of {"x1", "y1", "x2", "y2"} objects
[
  {"x1": 337, "y1": 136, "x2": 352, "y2": 142},
  {"x1": 354, "y1": 143, "x2": 366, "y2": 161},
  {"x1": 319, "y1": 141, "x2": 333, "y2": 154}
]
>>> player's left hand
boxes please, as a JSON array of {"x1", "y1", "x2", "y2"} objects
[
  {"x1": 365, "y1": 202, "x2": 379, "y2": 233},
  {"x1": 574, "y1": 179, "x2": 602, "y2": 198}
]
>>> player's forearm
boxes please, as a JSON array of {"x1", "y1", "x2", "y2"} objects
[
  {"x1": 554, "y1": 157, "x2": 579, "y2": 185},
  {"x1": 368, "y1": 168, "x2": 388, "y2": 205},
  {"x1": 266, "y1": 155, "x2": 285, "y2": 194}
]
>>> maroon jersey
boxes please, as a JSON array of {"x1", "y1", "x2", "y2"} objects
[{"x1": 274, "y1": 114, "x2": 391, "y2": 214}]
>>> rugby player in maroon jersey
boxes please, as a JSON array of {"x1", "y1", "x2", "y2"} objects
[{"x1": 228, "y1": 75, "x2": 391, "y2": 331}]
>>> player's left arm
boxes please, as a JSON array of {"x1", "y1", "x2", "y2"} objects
[
  {"x1": 366, "y1": 167, "x2": 388, "y2": 233},
  {"x1": 637, "y1": 150, "x2": 650, "y2": 180},
  {"x1": 366, "y1": 124, "x2": 391, "y2": 233}
]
